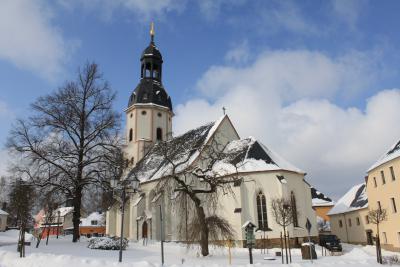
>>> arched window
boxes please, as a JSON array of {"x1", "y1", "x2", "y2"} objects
[
  {"x1": 129, "y1": 128, "x2": 133, "y2": 142},
  {"x1": 256, "y1": 192, "x2": 268, "y2": 231},
  {"x1": 156, "y1": 128, "x2": 162, "y2": 141},
  {"x1": 291, "y1": 191, "x2": 298, "y2": 227}
]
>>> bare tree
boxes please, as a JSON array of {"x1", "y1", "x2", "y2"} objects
[
  {"x1": 152, "y1": 136, "x2": 240, "y2": 256},
  {"x1": 368, "y1": 208, "x2": 387, "y2": 264},
  {"x1": 271, "y1": 198, "x2": 295, "y2": 264},
  {"x1": 8, "y1": 179, "x2": 35, "y2": 257},
  {"x1": 8, "y1": 62, "x2": 121, "y2": 242}
]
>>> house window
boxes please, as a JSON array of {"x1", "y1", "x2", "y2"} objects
[
  {"x1": 156, "y1": 128, "x2": 162, "y2": 141},
  {"x1": 234, "y1": 208, "x2": 242, "y2": 213},
  {"x1": 398, "y1": 232, "x2": 400, "y2": 246},
  {"x1": 129, "y1": 128, "x2": 133, "y2": 142},
  {"x1": 383, "y1": 232, "x2": 387, "y2": 244},
  {"x1": 373, "y1": 177, "x2": 377, "y2": 187},
  {"x1": 339, "y1": 220, "x2": 343, "y2": 228},
  {"x1": 356, "y1": 217, "x2": 360, "y2": 226},
  {"x1": 91, "y1": 220, "x2": 98, "y2": 225},
  {"x1": 381, "y1": 170, "x2": 386, "y2": 185},
  {"x1": 377, "y1": 201, "x2": 382, "y2": 211},
  {"x1": 390, "y1": 166, "x2": 396, "y2": 181},
  {"x1": 256, "y1": 192, "x2": 268, "y2": 231},
  {"x1": 291, "y1": 191, "x2": 299, "y2": 227},
  {"x1": 348, "y1": 218, "x2": 352, "y2": 227},
  {"x1": 391, "y1": 197, "x2": 397, "y2": 213},
  {"x1": 365, "y1": 215, "x2": 370, "y2": 224}
]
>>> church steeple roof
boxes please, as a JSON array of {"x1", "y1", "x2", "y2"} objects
[{"x1": 128, "y1": 23, "x2": 172, "y2": 110}]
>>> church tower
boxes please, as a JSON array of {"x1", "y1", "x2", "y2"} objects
[{"x1": 125, "y1": 23, "x2": 173, "y2": 166}]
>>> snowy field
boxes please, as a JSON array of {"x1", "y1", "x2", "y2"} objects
[{"x1": 0, "y1": 231, "x2": 398, "y2": 267}]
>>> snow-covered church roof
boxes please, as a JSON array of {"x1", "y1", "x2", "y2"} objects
[
  {"x1": 310, "y1": 187, "x2": 334, "y2": 207},
  {"x1": 126, "y1": 115, "x2": 304, "y2": 182},
  {"x1": 368, "y1": 139, "x2": 400, "y2": 172},
  {"x1": 327, "y1": 183, "x2": 368, "y2": 216},
  {"x1": 212, "y1": 137, "x2": 304, "y2": 175}
]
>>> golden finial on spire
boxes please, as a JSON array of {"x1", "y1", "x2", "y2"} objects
[{"x1": 150, "y1": 22, "x2": 155, "y2": 42}]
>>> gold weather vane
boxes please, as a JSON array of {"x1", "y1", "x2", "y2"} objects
[{"x1": 150, "y1": 22, "x2": 155, "y2": 42}]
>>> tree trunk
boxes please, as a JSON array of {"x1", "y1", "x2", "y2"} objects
[
  {"x1": 72, "y1": 189, "x2": 82, "y2": 242},
  {"x1": 196, "y1": 205, "x2": 209, "y2": 256}
]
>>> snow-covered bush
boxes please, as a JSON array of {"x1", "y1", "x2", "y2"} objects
[
  {"x1": 87, "y1": 236, "x2": 129, "y2": 250},
  {"x1": 383, "y1": 255, "x2": 400, "y2": 265}
]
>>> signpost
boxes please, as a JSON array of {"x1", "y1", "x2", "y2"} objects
[
  {"x1": 305, "y1": 218, "x2": 313, "y2": 264},
  {"x1": 243, "y1": 221, "x2": 256, "y2": 264}
]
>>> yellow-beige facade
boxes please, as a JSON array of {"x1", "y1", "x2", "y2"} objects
[{"x1": 366, "y1": 140, "x2": 400, "y2": 251}]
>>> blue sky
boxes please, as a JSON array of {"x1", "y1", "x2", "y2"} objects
[{"x1": 1, "y1": 0, "x2": 400, "y2": 198}]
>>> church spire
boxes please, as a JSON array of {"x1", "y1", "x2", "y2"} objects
[{"x1": 150, "y1": 22, "x2": 155, "y2": 43}]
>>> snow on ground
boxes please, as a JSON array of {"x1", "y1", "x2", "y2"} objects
[
  {"x1": 0, "y1": 231, "x2": 397, "y2": 267},
  {"x1": 0, "y1": 230, "x2": 33, "y2": 246}
]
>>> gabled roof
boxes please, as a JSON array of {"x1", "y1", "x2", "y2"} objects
[
  {"x1": 0, "y1": 209, "x2": 8, "y2": 216},
  {"x1": 126, "y1": 115, "x2": 304, "y2": 183},
  {"x1": 127, "y1": 116, "x2": 226, "y2": 182},
  {"x1": 212, "y1": 137, "x2": 304, "y2": 175},
  {"x1": 80, "y1": 212, "x2": 104, "y2": 227},
  {"x1": 368, "y1": 139, "x2": 400, "y2": 172},
  {"x1": 327, "y1": 183, "x2": 368, "y2": 216},
  {"x1": 310, "y1": 187, "x2": 334, "y2": 207}
]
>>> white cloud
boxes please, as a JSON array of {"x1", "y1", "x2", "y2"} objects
[
  {"x1": 256, "y1": 1, "x2": 319, "y2": 36},
  {"x1": 173, "y1": 48, "x2": 400, "y2": 199},
  {"x1": 331, "y1": 0, "x2": 363, "y2": 30},
  {"x1": 60, "y1": 0, "x2": 186, "y2": 21},
  {"x1": 225, "y1": 40, "x2": 250, "y2": 65},
  {"x1": 0, "y1": 0, "x2": 72, "y2": 80}
]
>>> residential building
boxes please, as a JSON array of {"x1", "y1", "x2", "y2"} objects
[
  {"x1": 328, "y1": 183, "x2": 371, "y2": 245},
  {"x1": 0, "y1": 209, "x2": 8, "y2": 231},
  {"x1": 366, "y1": 139, "x2": 400, "y2": 251},
  {"x1": 34, "y1": 207, "x2": 74, "y2": 238},
  {"x1": 311, "y1": 187, "x2": 334, "y2": 232},
  {"x1": 80, "y1": 212, "x2": 106, "y2": 237}
]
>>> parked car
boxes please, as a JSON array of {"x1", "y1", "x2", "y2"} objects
[{"x1": 319, "y1": 234, "x2": 342, "y2": 252}]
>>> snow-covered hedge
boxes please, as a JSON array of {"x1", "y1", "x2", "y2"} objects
[{"x1": 87, "y1": 236, "x2": 129, "y2": 250}]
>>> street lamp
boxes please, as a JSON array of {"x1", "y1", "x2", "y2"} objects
[{"x1": 110, "y1": 175, "x2": 140, "y2": 263}]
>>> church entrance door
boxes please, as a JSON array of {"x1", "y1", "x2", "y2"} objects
[{"x1": 142, "y1": 221, "x2": 148, "y2": 239}]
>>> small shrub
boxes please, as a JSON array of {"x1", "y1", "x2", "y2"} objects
[
  {"x1": 87, "y1": 236, "x2": 129, "y2": 250},
  {"x1": 383, "y1": 255, "x2": 400, "y2": 265}
]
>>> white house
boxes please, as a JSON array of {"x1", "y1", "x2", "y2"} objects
[
  {"x1": 0, "y1": 209, "x2": 8, "y2": 231},
  {"x1": 106, "y1": 27, "x2": 318, "y2": 247}
]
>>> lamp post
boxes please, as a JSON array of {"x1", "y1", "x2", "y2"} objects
[{"x1": 110, "y1": 176, "x2": 140, "y2": 263}]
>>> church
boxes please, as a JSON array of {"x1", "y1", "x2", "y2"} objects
[{"x1": 106, "y1": 25, "x2": 318, "y2": 247}]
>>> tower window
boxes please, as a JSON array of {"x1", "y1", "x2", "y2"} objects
[
  {"x1": 141, "y1": 110, "x2": 147, "y2": 115},
  {"x1": 156, "y1": 128, "x2": 162, "y2": 141},
  {"x1": 157, "y1": 112, "x2": 162, "y2": 117},
  {"x1": 130, "y1": 113, "x2": 133, "y2": 118},
  {"x1": 256, "y1": 192, "x2": 268, "y2": 231},
  {"x1": 129, "y1": 128, "x2": 133, "y2": 142}
]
